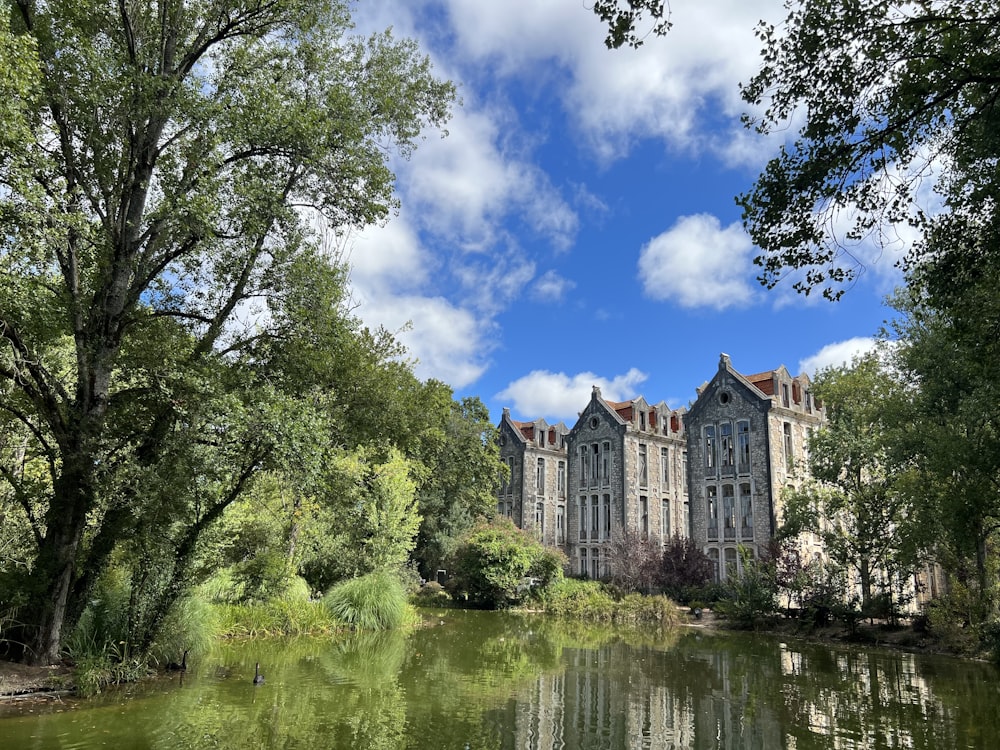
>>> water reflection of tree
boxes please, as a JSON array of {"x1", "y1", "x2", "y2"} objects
[{"x1": 72, "y1": 614, "x2": 1000, "y2": 749}]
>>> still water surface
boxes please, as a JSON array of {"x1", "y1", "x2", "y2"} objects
[{"x1": 1, "y1": 609, "x2": 998, "y2": 749}]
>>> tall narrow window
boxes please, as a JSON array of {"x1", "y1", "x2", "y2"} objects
[
  {"x1": 707, "y1": 486, "x2": 718, "y2": 541},
  {"x1": 640, "y1": 496, "x2": 649, "y2": 538},
  {"x1": 805, "y1": 391, "x2": 813, "y2": 413},
  {"x1": 683, "y1": 500, "x2": 690, "y2": 536},
  {"x1": 783, "y1": 422, "x2": 794, "y2": 471},
  {"x1": 782, "y1": 383, "x2": 790, "y2": 408},
  {"x1": 591, "y1": 550, "x2": 601, "y2": 580},
  {"x1": 739, "y1": 483, "x2": 753, "y2": 540},
  {"x1": 640, "y1": 411, "x2": 646, "y2": 431},
  {"x1": 704, "y1": 426, "x2": 717, "y2": 474},
  {"x1": 602, "y1": 494, "x2": 611, "y2": 539},
  {"x1": 579, "y1": 496, "x2": 587, "y2": 540},
  {"x1": 725, "y1": 548, "x2": 739, "y2": 581},
  {"x1": 579, "y1": 446, "x2": 588, "y2": 483},
  {"x1": 591, "y1": 444, "x2": 599, "y2": 485},
  {"x1": 661, "y1": 447, "x2": 670, "y2": 489},
  {"x1": 661, "y1": 499, "x2": 670, "y2": 540},
  {"x1": 591, "y1": 495, "x2": 600, "y2": 539},
  {"x1": 682, "y1": 451, "x2": 688, "y2": 491},
  {"x1": 535, "y1": 501, "x2": 544, "y2": 539},
  {"x1": 720, "y1": 422, "x2": 734, "y2": 468},
  {"x1": 737, "y1": 421, "x2": 750, "y2": 473},
  {"x1": 722, "y1": 485, "x2": 736, "y2": 541},
  {"x1": 708, "y1": 548, "x2": 720, "y2": 583},
  {"x1": 557, "y1": 461, "x2": 566, "y2": 494},
  {"x1": 602, "y1": 442, "x2": 611, "y2": 485},
  {"x1": 638, "y1": 444, "x2": 648, "y2": 487},
  {"x1": 536, "y1": 457, "x2": 545, "y2": 492},
  {"x1": 580, "y1": 548, "x2": 588, "y2": 577},
  {"x1": 556, "y1": 504, "x2": 566, "y2": 544}
]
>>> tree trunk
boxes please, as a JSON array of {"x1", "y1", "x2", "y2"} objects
[
  {"x1": 28, "y1": 451, "x2": 96, "y2": 665},
  {"x1": 859, "y1": 558, "x2": 872, "y2": 611}
]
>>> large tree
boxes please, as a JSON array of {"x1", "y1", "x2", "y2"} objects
[
  {"x1": 888, "y1": 277, "x2": 1000, "y2": 619},
  {"x1": 739, "y1": 0, "x2": 1000, "y2": 299},
  {"x1": 782, "y1": 354, "x2": 919, "y2": 610},
  {"x1": 0, "y1": 0, "x2": 452, "y2": 664}
]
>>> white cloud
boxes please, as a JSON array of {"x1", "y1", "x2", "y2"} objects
[
  {"x1": 434, "y1": 0, "x2": 786, "y2": 162},
  {"x1": 361, "y1": 292, "x2": 492, "y2": 388},
  {"x1": 638, "y1": 213, "x2": 757, "y2": 309},
  {"x1": 531, "y1": 270, "x2": 575, "y2": 302},
  {"x1": 496, "y1": 368, "x2": 648, "y2": 422},
  {"x1": 798, "y1": 338, "x2": 879, "y2": 376}
]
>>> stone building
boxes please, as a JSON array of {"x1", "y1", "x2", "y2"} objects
[
  {"x1": 497, "y1": 410, "x2": 570, "y2": 548},
  {"x1": 565, "y1": 388, "x2": 687, "y2": 578},
  {"x1": 496, "y1": 353, "x2": 822, "y2": 582},
  {"x1": 685, "y1": 353, "x2": 824, "y2": 582}
]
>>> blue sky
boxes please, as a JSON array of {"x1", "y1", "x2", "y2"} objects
[{"x1": 345, "y1": 0, "x2": 908, "y2": 425}]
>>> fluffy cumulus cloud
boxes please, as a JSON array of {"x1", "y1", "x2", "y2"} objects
[
  {"x1": 436, "y1": 0, "x2": 786, "y2": 162},
  {"x1": 638, "y1": 213, "x2": 757, "y2": 309},
  {"x1": 496, "y1": 368, "x2": 648, "y2": 422},
  {"x1": 798, "y1": 338, "x2": 880, "y2": 376}
]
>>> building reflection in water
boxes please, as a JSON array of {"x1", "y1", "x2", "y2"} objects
[{"x1": 484, "y1": 632, "x2": 974, "y2": 750}]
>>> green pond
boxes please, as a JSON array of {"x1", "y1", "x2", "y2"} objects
[{"x1": 2, "y1": 609, "x2": 999, "y2": 749}]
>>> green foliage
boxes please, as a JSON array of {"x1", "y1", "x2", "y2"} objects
[
  {"x1": 411, "y1": 396, "x2": 505, "y2": 578},
  {"x1": 714, "y1": 551, "x2": 779, "y2": 630},
  {"x1": 591, "y1": 0, "x2": 672, "y2": 49},
  {"x1": 412, "y1": 581, "x2": 452, "y2": 606},
  {"x1": 0, "y1": 0, "x2": 454, "y2": 664},
  {"x1": 740, "y1": 0, "x2": 1000, "y2": 300},
  {"x1": 324, "y1": 572, "x2": 409, "y2": 631},
  {"x1": 149, "y1": 596, "x2": 218, "y2": 667},
  {"x1": 446, "y1": 518, "x2": 559, "y2": 609},
  {"x1": 73, "y1": 652, "x2": 151, "y2": 698},
  {"x1": 888, "y1": 283, "x2": 1000, "y2": 619},
  {"x1": 925, "y1": 583, "x2": 985, "y2": 656},
  {"x1": 780, "y1": 354, "x2": 920, "y2": 612},
  {"x1": 542, "y1": 579, "x2": 679, "y2": 625}
]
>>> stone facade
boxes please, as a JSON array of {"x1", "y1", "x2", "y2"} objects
[
  {"x1": 685, "y1": 353, "x2": 824, "y2": 581},
  {"x1": 498, "y1": 410, "x2": 570, "y2": 548},
  {"x1": 496, "y1": 353, "x2": 823, "y2": 582},
  {"x1": 565, "y1": 388, "x2": 687, "y2": 578}
]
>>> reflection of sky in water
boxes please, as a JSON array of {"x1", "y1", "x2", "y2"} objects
[{"x1": 2, "y1": 610, "x2": 998, "y2": 749}]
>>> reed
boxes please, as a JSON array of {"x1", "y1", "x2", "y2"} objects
[{"x1": 324, "y1": 571, "x2": 408, "y2": 631}]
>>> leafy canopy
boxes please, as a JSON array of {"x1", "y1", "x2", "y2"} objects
[{"x1": 740, "y1": 0, "x2": 1000, "y2": 299}]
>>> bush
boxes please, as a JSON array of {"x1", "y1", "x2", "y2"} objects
[
  {"x1": 659, "y1": 536, "x2": 714, "y2": 601},
  {"x1": 714, "y1": 552, "x2": 778, "y2": 629},
  {"x1": 447, "y1": 518, "x2": 564, "y2": 608},
  {"x1": 324, "y1": 571, "x2": 408, "y2": 631},
  {"x1": 413, "y1": 580, "x2": 452, "y2": 606},
  {"x1": 543, "y1": 579, "x2": 679, "y2": 625}
]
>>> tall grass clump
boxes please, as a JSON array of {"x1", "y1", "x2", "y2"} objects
[
  {"x1": 324, "y1": 571, "x2": 408, "y2": 631},
  {"x1": 149, "y1": 595, "x2": 218, "y2": 667},
  {"x1": 213, "y1": 576, "x2": 337, "y2": 637}
]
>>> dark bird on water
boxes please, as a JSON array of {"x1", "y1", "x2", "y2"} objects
[
  {"x1": 253, "y1": 662, "x2": 265, "y2": 685},
  {"x1": 167, "y1": 650, "x2": 189, "y2": 672}
]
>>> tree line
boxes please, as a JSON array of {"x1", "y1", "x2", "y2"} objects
[{"x1": 0, "y1": 0, "x2": 504, "y2": 667}]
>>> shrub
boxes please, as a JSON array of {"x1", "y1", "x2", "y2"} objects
[
  {"x1": 324, "y1": 571, "x2": 408, "y2": 631},
  {"x1": 413, "y1": 581, "x2": 452, "y2": 606},
  {"x1": 447, "y1": 518, "x2": 564, "y2": 608},
  {"x1": 714, "y1": 552, "x2": 778, "y2": 629},
  {"x1": 543, "y1": 579, "x2": 679, "y2": 625},
  {"x1": 659, "y1": 536, "x2": 714, "y2": 601}
]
